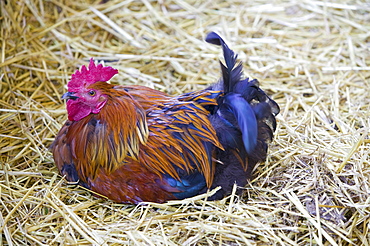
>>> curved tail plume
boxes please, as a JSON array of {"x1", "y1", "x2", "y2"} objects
[{"x1": 206, "y1": 32, "x2": 258, "y2": 154}]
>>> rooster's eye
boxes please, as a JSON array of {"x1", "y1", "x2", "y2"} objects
[{"x1": 88, "y1": 90, "x2": 96, "y2": 96}]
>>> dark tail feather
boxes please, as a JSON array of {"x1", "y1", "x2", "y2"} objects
[
  {"x1": 202, "y1": 32, "x2": 279, "y2": 199},
  {"x1": 206, "y1": 32, "x2": 259, "y2": 153},
  {"x1": 206, "y1": 32, "x2": 279, "y2": 155},
  {"x1": 206, "y1": 32, "x2": 242, "y2": 93},
  {"x1": 223, "y1": 93, "x2": 257, "y2": 153},
  {"x1": 205, "y1": 32, "x2": 236, "y2": 71}
]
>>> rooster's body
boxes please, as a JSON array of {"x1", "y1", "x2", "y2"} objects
[{"x1": 52, "y1": 32, "x2": 279, "y2": 204}]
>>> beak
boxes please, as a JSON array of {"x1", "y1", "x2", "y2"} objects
[{"x1": 61, "y1": 91, "x2": 79, "y2": 100}]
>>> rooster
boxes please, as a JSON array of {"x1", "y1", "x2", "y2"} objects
[{"x1": 51, "y1": 32, "x2": 279, "y2": 204}]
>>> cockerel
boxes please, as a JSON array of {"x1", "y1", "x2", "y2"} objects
[{"x1": 51, "y1": 32, "x2": 279, "y2": 204}]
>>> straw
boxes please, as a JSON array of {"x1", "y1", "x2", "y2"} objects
[{"x1": 1, "y1": 0, "x2": 369, "y2": 244}]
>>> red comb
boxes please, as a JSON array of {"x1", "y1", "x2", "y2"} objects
[{"x1": 67, "y1": 58, "x2": 118, "y2": 90}]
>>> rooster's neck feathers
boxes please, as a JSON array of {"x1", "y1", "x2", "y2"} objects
[{"x1": 67, "y1": 86, "x2": 149, "y2": 181}]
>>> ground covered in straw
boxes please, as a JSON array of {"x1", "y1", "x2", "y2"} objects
[{"x1": 1, "y1": 0, "x2": 370, "y2": 245}]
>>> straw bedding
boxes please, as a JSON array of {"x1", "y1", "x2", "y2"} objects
[{"x1": 1, "y1": 0, "x2": 369, "y2": 245}]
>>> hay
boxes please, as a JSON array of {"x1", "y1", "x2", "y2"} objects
[{"x1": 1, "y1": 0, "x2": 369, "y2": 244}]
